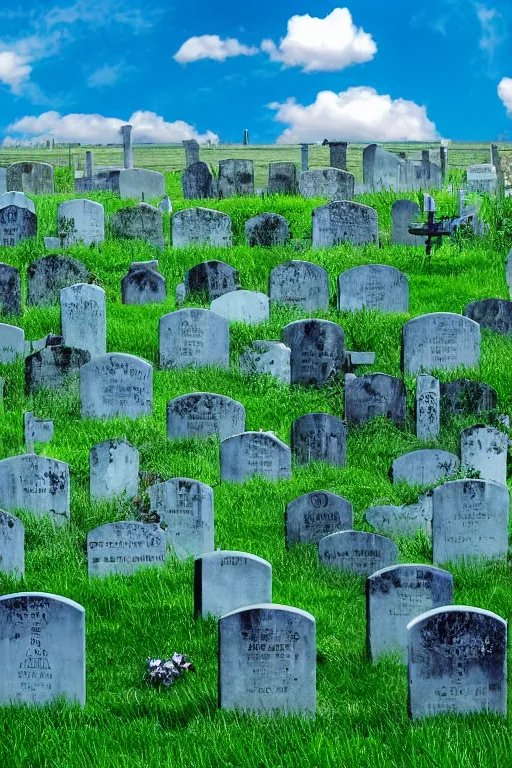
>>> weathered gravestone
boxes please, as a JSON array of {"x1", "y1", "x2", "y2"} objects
[
  {"x1": 268, "y1": 162, "x2": 297, "y2": 195},
  {"x1": 401, "y1": 313, "x2": 481, "y2": 375},
  {"x1": 210, "y1": 290, "x2": 269, "y2": 325},
  {"x1": 121, "y1": 262, "x2": 166, "y2": 304},
  {"x1": 0, "y1": 593, "x2": 85, "y2": 706},
  {"x1": 467, "y1": 164, "x2": 497, "y2": 194},
  {"x1": 391, "y1": 200, "x2": 425, "y2": 246},
  {"x1": 118, "y1": 168, "x2": 166, "y2": 200},
  {"x1": 28, "y1": 256, "x2": 90, "y2": 307},
  {"x1": 166, "y1": 393, "x2": 246, "y2": 440},
  {"x1": 110, "y1": 203, "x2": 164, "y2": 249},
  {"x1": 0, "y1": 192, "x2": 37, "y2": 247},
  {"x1": 80, "y1": 353, "x2": 153, "y2": 420},
  {"x1": 26, "y1": 332, "x2": 63, "y2": 356},
  {"x1": 159, "y1": 309, "x2": 229, "y2": 369},
  {"x1": 61, "y1": 284, "x2": 106, "y2": 358},
  {"x1": 181, "y1": 162, "x2": 216, "y2": 199},
  {"x1": 184, "y1": 260, "x2": 240, "y2": 301},
  {"x1": 218, "y1": 604, "x2": 316, "y2": 715},
  {"x1": 363, "y1": 145, "x2": 402, "y2": 190},
  {"x1": 299, "y1": 168, "x2": 354, "y2": 200},
  {"x1": 291, "y1": 413, "x2": 347, "y2": 467},
  {"x1": 6, "y1": 161, "x2": 54, "y2": 195},
  {"x1": 220, "y1": 432, "x2": 292, "y2": 483},
  {"x1": 407, "y1": 606, "x2": 507, "y2": 718},
  {"x1": 25, "y1": 345, "x2": 90, "y2": 394},
  {"x1": 440, "y1": 379, "x2": 497, "y2": 416},
  {"x1": 57, "y1": 199, "x2": 104, "y2": 247},
  {"x1": 392, "y1": 449, "x2": 460, "y2": 486},
  {"x1": 89, "y1": 439, "x2": 139, "y2": 501},
  {"x1": 464, "y1": 298, "x2": 512, "y2": 335},
  {"x1": 270, "y1": 261, "x2": 329, "y2": 312},
  {"x1": 338, "y1": 264, "x2": 409, "y2": 313},
  {"x1": 218, "y1": 159, "x2": 254, "y2": 198},
  {"x1": 416, "y1": 375, "x2": 440, "y2": 440},
  {"x1": 318, "y1": 530, "x2": 398, "y2": 576},
  {"x1": 194, "y1": 551, "x2": 272, "y2": 618},
  {"x1": 245, "y1": 213, "x2": 289, "y2": 247},
  {"x1": 0, "y1": 263, "x2": 21, "y2": 316},
  {"x1": 365, "y1": 491, "x2": 433, "y2": 538},
  {"x1": 239, "y1": 340, "x2": 291, "y2": 384},
  {"x1": 345, "y1": 373, "x2": 406, "y2": 427},
  {"x1": 432, "y1": 479, "x2": 509, "y2": 564},
  {"x1": 286, "y1": 491, "x2": 353, "y2": 546},
  {"x1": 87, "y1": 521, "x2": 166, "y2": 577},
  {"x1": 367, "y1": 564, "x2": 453, "y2": 663},
  {"x1": 0, "y1": 454, "x2": 70, "y2": 526},
  {"x1": 460, "y1": 425, "x2": 507, "y2": 485},
  {"x1": 24, "y1": 412, "x2": 54, "y2": 453},
  {"x1": 329, "y1": 141, "x2": 348, "y2": 170},
  {"x1": 0, "y1": 511, "x2": 24, "y2": 577},
  {"x1": 312, "y1": 201, "x2": 379, "y2": 249},
  {"x1": 183, "y1": 139, "x2": 200, "y2": 168},
  {"x1": 281, "y1": 319, "x2": 344, "y2": 386},
  {"x1": 147, "y1": 477, "x2": 214, "y2": 560},
  {"x1": 0, "y1": 324, "x2": 24, "y2": 363},
  {"x1": 172, "y1": 207, "x2": 232, "y2": 248}
]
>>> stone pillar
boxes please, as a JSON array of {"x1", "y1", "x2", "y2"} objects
[
  {"x1": 329, "y1": 141, "x2": 348, "y2": 171},
  {"x1": 183, "y1": 139, "x2": 200, "y2": 168},
  {"x1": 243, "y1": 129, "x2": 249, "y2": 146},
  {"x1": 490, "y1": 144, "x2": 505, "y2": 197},
  {"x1": 85, "y1": 151, "x2": 93, "y2": 178},
  {"x1": 300, "y1": 144, "x2": 309, "y2": 172},
  {"x1": 120, "y1": 125, "x2": 133, "y2": 169},
  {"x1": 440, "y1": 147, "x2": 448, "y2": 183}
]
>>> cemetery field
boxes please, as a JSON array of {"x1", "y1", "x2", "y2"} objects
[{"x1": 2, "y1": 186, "x2": 512, "y2": 767}]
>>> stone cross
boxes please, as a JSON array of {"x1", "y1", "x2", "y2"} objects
[{"x1": 120, "y1": 125, "x2": 133, "y2": 169}]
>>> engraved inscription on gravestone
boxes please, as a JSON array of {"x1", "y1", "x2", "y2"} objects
[
  {"x1": 318, "y1": 530, "x2": 399, "y2": 576},
  {"x1": 460, "y1": 424, "x2": 508, "y2": 484},
  {"x1": 345, "y1": 373, "x2": 406, "y2": 427},
  {"x1": 220, "y1": 432, "x2": 292, "y2": 483},
  {"x1": 194, "y1": 550, "x2": 272, "y2": 618},
  {"x1": 87, "y1": 522, "x2": 166, "y2": 577},
  {"x1": 281, "y1": 319, "x2": 344, "y2": 386},
  {"x1": 365, "y1": 491, "x2": 433, "y2": 538},
  {"x1": 270, "y1": 261, "x2": 329, "y2": 312},
  {"x1": 60, "y1": 284, "x2": 106, "y2": 359},
  {"x1": 185, "y1": 261, "x2": 240, "y2": 301},
  {"x1": 0, "y1": 263, "x2": 21, "y2": 316},
  {"x1": 286, "y1": 491, "x2": 353, "y2": 546},
  {"x1": 89, "y1": 439, "x2": 140, "y2": 501},
  {"x1": 0, "y1": 454, "x2": 70, "y2": 526},
  {"x1": 0, "y1": 192, "x2": 37, "y2": 248},
  {"x1": 28, "y1": 256, "x2": 90, "y2": 307},
  {"x1": 338, "y1": 265, "x2": 409, "y2": 313},
  {"x1": 80, "y1": 353, "x2": 153, "y2": 420},
  {"x1": 159, "y1": 309, "x2": 230, "y2": 370},
  {"x1": 291, "y1": 413, "x2": 347, "y2": 467},
  {"x1": 416, "y1": 375, "x2": 440, "y2": 440},
  {"x1": 166, "y1": 393, "x2": 246, "y2": 440},
  {"x1": 401, "y1": 313, "x2": 481, "y2": 375}
]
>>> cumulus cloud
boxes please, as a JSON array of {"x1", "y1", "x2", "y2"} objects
[
  {"x1": 3, "y1": 109, "x2": 219, "y2": 145},
  {"x1": 0, "y1": 50, "x2": 32, "y2": 93},
  {"x1": 268, "y1": 87, "x2": 439, "y2": 143},
  {"x1": 498, "y1": 77, "x2": 512, "y2": 115},
  {"x1": 261, "y1": 8, "x2": 377, "y2": 72},
  {"x1": 174, "y1": 35, "x2": 259, "y2": 64}
]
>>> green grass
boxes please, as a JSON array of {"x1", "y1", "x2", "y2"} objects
[{"x1": 0, "y1": 188, "x2": 512, "y2": 766}]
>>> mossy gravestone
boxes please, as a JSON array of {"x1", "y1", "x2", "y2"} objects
[
  {"x1": 270, "y1": 261, "x2": 329, "y2": 313},
  {"x1": 57, "y1": 199, "x2": 104, "y2": 247},
  {"x1": 0, "y1": 192, "x2": 37, "y2": 248},
  {"x1": 172, "y1": 208, "x2": 232, "y2": 248},
  {"x1": 337, "y1": 264, "x2": 408, "y2": 313},
  {"x1": 60, "y1": 284, "x2": 106, "y2": 359},
  {"x1": 194, "y1": 551, "x2": 272, "y2": 618},
  {"x1": 0, "y1": 454, "x2": 70, "y2": 526},
  {"x1": 25, "y1": 345, "x2": 90, "y2": 395},
  {"x1": 28, "y1": 256, "x2": 90, "y2": 307},
  {"x1": 0, "y1": 264, "x2": 21, "y2": 315},
  {"x1": 401, "y1": 313, "x2": 480, "y2": 376},
  {"x1": 291, "y1": 413, "x2": 347, "y2": 467},
  {"x1": 391, "y1": 449, "x2": 460, "y2": 486},
  {"x1": 245, "y1": 213, "x2": 289, "y2": 247}
]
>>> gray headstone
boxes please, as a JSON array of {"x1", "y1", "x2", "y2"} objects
[
  {"x1": 312, "y1": 201, "x2": 378, "y2": 249},
  {"x1": 286, "y1": 491, "x2": 353, "y2": 546},
  {"x1": 172, "y1": 207, "x2": 232, "y2": 248},
  {"x1": 118, "y1": 169, "x2": 166, "y2": 200},
  {"x1": 467, "y1": 164, "x2": 497, "y2": 194},
  {"x1": 365, "y1": 491, "x2": 433, "y2": 538},
  {"x1": 110, "y1": 203, "x2": 164, "y2": 250},
  {"x1": 281, "y1": 319, "x2": 344, "y2": 386},
  {"x1": 464, "y1": 298, "x2": 512, "y2": 335},
  {"x1": 28, "y1": 256, "x2": 90, "y2": 307},
  {"x1": 270, "y1": 261, "x2": 329, "y2": 312},
  {"x1": 0, "y1": 263, "x2": 21, "y2": 316},
  {"x1": 0, "y1": 454, "x2": 70, "y2": 526},
  {"x1": 391, "y1": 200, "x2": 424, "y2": 246},
  {"x1": 75, "y1": 169, "x2": 120, "y2": 194},
  {"x1": 0, "y1": 323, "x2": 24, "y2": 363},
  {"x1": 402, "y1": 313, "x2": 481, "y2": 375},
  {"x1": 80, "y1": 353, "x2": 152, "y2": 420},
  {"x1": 60, "y1": 284, "x2": 106, "y2": 358},
  {"x1": 337, "y1": 264, "x2": 408, "y2": 313},
  {"x1": 166, "y1": 393, "x2": 245, "y2": 440},
  {"x1": 300, "y1": 144, "x2": 309, "y2": 172},
  {"x1": 392, "y1": 449, "x2": 460, "y2": 486},
  {"x1": 25, "y1": 345, "x2": 90, "y2": 394},
  {"x1": 194, "y1": 550, "x2": 272, "y2": 618},
  {"x1": 239, "y1": 340, "x2": 291, "y2": 384},
  {"x1": 121, "y1": 263, "x2": 166, "y2": 305},
  {"x1": 185, "y1": 260, "x2": 240, "y2": 301},
  {"x1": 345, "y1": 373, "x2": 406, "y2": 427},
  {"x1": 245, "y1": 213, "x2": 289, "y2": 247},
  {"x1": 318, "y1": 530, "x2": 398, "y2": 576},
  {"x1": 87, "y1": 521, "x2": 166, "y2": 577},
  {"x1": 24, "y1": 412, "x2": 54, "y2": 452},
  {"x1": 460, "y1": 425, "x2": 508, "y2": 484},
  {"x1": 85, "y1": 151, "x2": 93, "y2": 178},
  {"x1": 407, "y1": 606, "x2": 507, "y2": 718},
  {"x1": 218, "y1": 604, "x2": 316, "y2": 715},
  {"x1": 147, "y1": 477, "x2": 214, "y2": 560},
  {"x1": 89, "y1": 439, "x2": 139, "y2": 501},
  {"x1": 299, "y1": 168, "x2": 354, "y2": 200},
  {"x1": 0, "y1": 593, "x2": 85, "y2": 706},
  {"x1": 329, "y1": 141, "x2": 348, "y2": 171},
  {"x1": 159, "y1": 309, "x2": 229, "y2": 369},
  {"x1": 220, "y1": 431, "x2": 292, "y2": 483},
  {"x1": 183, "y1": 139, "x2": 200, "y2": 168},
  {"x1": 367, "y1": 564, "x2": 453, "y2": 663},
  {"x1": 210, "y1": 290, "x2": 269, "y2": 325},
  {"x1": 6, "y1": 162, "x2": 54, "y2": 195},
  {"x1": 363, "y1": 145, "x2": 402, "y2": 190},
  {"x1": 0, "y1": 192, "x2": 37, "y2": 247},
  {"x1": 440, "y1": 379, "x2": 497, "y2": 416},
  {"x1": 57, "y1": 199, "x2": 104, "y2": 247},
  {"x1": 268, "y1": 162, "x2": 297, "y2": 195},
  {"x1": 0, "y1": 168, "x2": 5, "y2": 195},
  {"x1": 291, "y1": 413, "x2": 347, "y2": 467},
  {"x1": 0, "y1": 511, "x2": 24, "y2": 577},
  {"x1": 218, "y1": 159, "x2": 254, "y2": 198},
  {"x1": 120, "y1": 125, "x2": 133, "y2": 169},
  {"x1": 181, "y1": 162, "x2": 216, "y2": 199},
  {"x1": 416, "y1": 375, "x2": 440, "y2": 440}
]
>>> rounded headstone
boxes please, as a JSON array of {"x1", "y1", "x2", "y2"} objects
[
  {"x1": 318, "y1": 530, "x2": 399, "y2": 576},
  {"x1": 210, "y1": 290, "x2": 269, "y2": 325},
  {"x1": 401, "y1": 313, "x2": 481, "y2": 376},
  {"x1": 245, "y1": 213, "x2": 290, "y2": 247},
  {"x1": 121, "y1": 265, "x2": 166, "y2": 305},
  {"x1": 6, "y1": 161, "x2": 54, "y2": 195},
  {"x1": 312, "y1": 201, "x2": 378, "y2": 249},
  {"x1": 286, "y1": 491, "x2": 353, "y2": 546},
  {"x1": 110, "y1": 203, "x2": 164, "y2": 249},
  {"x1": 464, "y1": 298, "x2": 512, "y2": 335},
  {"x1": 281, "y1": 319, "x2": 344, "y2": 386},
  {"x1": 269, "y1": 261, "x2": 329, "y2": 312},
  {"x1": 299, "y1": 168, "x2": 354, "y2": 200},
  {"x1": 80, "y1": 353, "x2": 153, "y2": 420},
  {"x1": 392, "y1": 449, "x2": 460, "y2": 486},
  {"x1": 87, "y1": 521, "x2": 166, "y2": 577},
  {"x1": 185, "y1": 260, "x2": 240, "y2": 300},
  {"x1": 220, "y1": 431, "x2": 292, "y2": 483},
  {"x1": 166, "y1": 392, "x2": 246, "y2": 440},
  {"x1": 345, "y1": 373, "x2": 406, "y2": 427},
  {"x1": 159, "y1": 308, "x2": 230, "y2": 369},
  {"x1": 337, "y1": 265, "x2": 409, "y2": 313},
  {"x1": 291, "y1": 413, "x2": 347, "y2": 466},
  {"x1": 194, "y1": 550, "x2": 272, "y2": 618}
]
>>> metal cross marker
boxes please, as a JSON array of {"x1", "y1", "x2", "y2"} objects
[{"x1": 408, "y1": 194, "x2": 452, "y2": 257}]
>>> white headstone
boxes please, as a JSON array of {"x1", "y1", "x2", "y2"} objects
[
  {"x1": 87, "y1": 521, "x2": 166, "y2": 577},
  {"x1": 60, "y1": 284, "x2": 106, "y2": 359},
  {"x1": 194, "y1": 550, "x2": 272, "y2": 618},
  {"x1": 80, "y1": 353, "x2": 153, "y2": 420},
  {"x1": 57, "y1": 199, "x2": 104, "y2": 246},
  {"x1": 210, "y1": 291, "x2": 269, "y2": 325},
  {"x1": 89, "y1": 439, "x2": 140, "y2": 501},
  {"x1": 0, "y1": 454, "x2": 70, "y2": 526}
]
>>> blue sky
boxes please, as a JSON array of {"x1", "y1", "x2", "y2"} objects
[{"x1": 0, "y1": 0, "x2": 511, "y2": 145}]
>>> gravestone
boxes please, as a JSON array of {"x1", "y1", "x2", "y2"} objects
[
  {"x1": 329, "y1": 141, "x2": 348, "y2": 170},
  {"x1": 365, "y1": 491, "x2": 433, "y2": 538},
  {"x1": 0, "y1": 511, "x2": 24, "y2": 577},
  {"x1": 166, "y1": 393, "x2": 246, "y2": 440},
  {"x1": 301, "y1": 144, "x2": 309, "y2": 172},
  {"x1": 181, "y1": 162, "x2": 216, "y2": 199},
  {"x1": 460, "y1": 425, "x2": 507, "y2": 484},
  {"x1": 268, "y1": 162, "x2": 297, "y2": 195},
  {"x1": 24, "y1": 411, "x2": 54, "y2": 453},
  {"x1": 0, "y1": 454, "x2": 70, "y2": 526},
  {"x1": 60, "y1": 284, "x2": 106, "y2": 358},
  {"x1": 363, "y1": 145, "x2": 402, "y2": 190},
  {"x1": 391, "y1": 200, "x2": 424, "y2": 246},
  {"x1": 286, "y1": 491, "x2": 353, "y2": 546},
  {"x1": 183, "y1": 139, "x2": 200, "y2": 168},
  {"x1": 345, "y1": 373, "x2": 406, "y2": 427},
  {"x1": 159, "y1": 309, "x2": 229, "y2": 369},
  {"x1": 218, "y1": 159, "x2": 254, "y2": 198},
  {"x1": 467, "y1": 164, "x2": 497, "y2": 194},
  {"x1": 392, "y1": 449, "x2": 460, "y2": 486},
  {"x1": 6, "y1": 161, "x2": 54, "y2": 195},
  {"x1": 57, "y1": 199, "x2": 104, "y2": 247},
  {"x1": 194, "y1": 551, "x2": 272, "y2": 618},
  {"x1": 25, "y1": 345, "x2": 90, "y2": 394},
  {"x1": 120, "y1": 125, "x2": 133, "y2": 169},
  {"x1": 172, "y1": 207, "x2": 232, "y2": 248},
  {"x1": 28, "y1": 256, "x2": 90, "y2": 307},
  {"x1": 464, "y1": 298, "x2": 512, "y2": 335},
  {"x1": 270, "y1": 261, "x2": 329, "y2": 312},
  {"x1": 407, "y1": 606, "x2": 507, "y2": 718},
  {"x1": 367, "y1": 565, "x2": 453, "y2": 664},
  {"x1": 218, "y1": 604, "x2": 316, "y2": 715},
  {"x1": 401, "y1": 313, "x2": 481, "y2": 375},
  {"x1": 147, "y1": 477, "x2": 214, "y2": 560},
  {"x1": 239, "y1": 340, "x2": 291, "y2": 384},
  {"x1": 87, "y1": 522, "x2": 166, "y2": 577},
  {"x1": 281, "y1": 319, "x2": 344, "y2": 386},
  {"x1": 299, "y1": 168, "x2": 354, "y2": 200},
  {"x1": 0, "y1": 192, "x2": 37, "y2": 247},
  {"x1": 85, "y1": 151, "x2": 93, "y2": 178},
  {"x1": 220, "y1": 432, "x2": 292, "y2": 483},
  {"x1": 110, "y1": 203, "x2": 164, "y2": 249},
  {"x1": 185, "y1": 261, "x2": 240, "y2": 301},
  {"x1": 440, "y1": 379, "x2": 497, "y2": 416},
  {"x1": 159, "y1": 195, "x2": 172, "y2": 214},
  {"x1": 291, "y1": 413, "x2": 347, "y2": 467},
  {"x1": 245, "y1": 213, "x2": 289, "y2": 247},
  {"x1": 118, "y1": 169, "x2": 166, "y2": 200},
  {"x1": 416, "y1": 375, "x2": 440, "y2": 440},
  {"x1": 121, "y1": 262, "x2": 166, "y2": 304},
  {"x1": 210, "y1": 290, "x2": 269, "y2": 325},
  {"x1": 80, "y1": 353, "x2": 153, "y2": 420},
  {"x1": 312, "y1": 201, "x2": 379, "y2": 249},
  {"x1": 432, "y1": 479, "x2": 509, "y2": 564},
  {"x1": 338, "y1": 265, "x2": 408, "y2": 313},
  {"x1": 318, "y1": 530, "x2": 398, "y2": 576},
  {"x1": 0, "y1": 593, "x2": 85, "y2": 706},
  {"x1": 0, "y1": 168, "x2": 5, "y2": 195},
  {"x1": 89, "y1": 439, "x2": 140, "y2": 501},
  {"x1": 0, "y1": 324, "x2": 24, "y2": 363},
  {"x1": 0, "y1": 264, "x2": 21, "y2": 316}
]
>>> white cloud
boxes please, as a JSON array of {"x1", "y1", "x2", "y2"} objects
[
  {"x1": 87, "y1": 62, "x2": 128, "y2": 88},
  {"x1": 269, "y1": 87, "x2": 439, "y2": 143},
  {"x1": 0, "y1": 50, "x2": 32, "y2": 93},
  {"x1": 498, "y1": 77, "x2": 512, "y2": 115},
  {"x1": 261, "y1": 8, "x2": 377, "y2": 72},
  {"x1": 3, "y1": 109, "x2": 219, "y2": 145},
  {"x1": 476, "y1": 4, "x2": 506, "y2": 61},
  {"x1": 174, "y1": 34, "x2": 259, "y2": 64}
]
